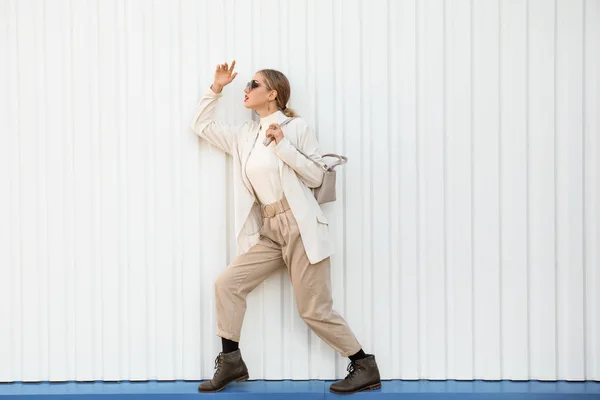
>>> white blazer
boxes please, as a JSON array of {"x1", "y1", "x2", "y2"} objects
[{"x1": 190, "y1": 88, "x2": 334, "y2": 264}]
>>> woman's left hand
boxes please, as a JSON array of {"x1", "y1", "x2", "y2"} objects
[{"x1": 266, "y1": 123, "x2": 284, "y2": 144}]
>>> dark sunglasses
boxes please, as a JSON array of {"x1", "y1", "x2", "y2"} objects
[{"x1": 246, "y1": 80, "x2": 260, "y2": 91}]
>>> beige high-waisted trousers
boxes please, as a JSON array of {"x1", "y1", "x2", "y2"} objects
[{"x1": 214, "y1": 195, "x2": 362, "y2": 357}]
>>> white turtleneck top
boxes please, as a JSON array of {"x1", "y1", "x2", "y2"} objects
[{"x1": 245, "y1": 110, "x2": 287, "y2": 205}]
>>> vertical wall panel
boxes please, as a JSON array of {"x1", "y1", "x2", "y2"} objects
[
  {"x1": 313, "y1": 0, "x2": 337, "y2": 379},
  {"x1": 417, "y1": 0, "x2": 446, "y2": 380},
  {"x1": 16, "y1": 0, "x2": 42, "y2": 381},
  {"x1": 44, "y1": 0, "x2": 71, "y2": 381},
  {"x1": 358, "y1": 0, "x2": 374, "y2": 370},
  {"x1": 0, "y1": 0, "x2": 10, "y2": 378},
  {"x1": 152, "y1": 0, "x2": 176, "y2": 380},
  {"x1": 143, "y1": 0, "x2": 161, "y2": 380},
  {"x1": 36, "y1": 0, "x2": 50, "y2": 380},
  {"x1": 499, "y1": 0, "x2": 529, "y2": 381},
  {"x1": 7, "y1": 0, "x2": 24, "y2": 380},
  {"x1": 63, "y1": 0, "x2": 77, "y2": 381},
  {"x1": 125, "y1": 0, "x2": 149, "y2": 381},
  {"x1": 171, "y1": 0, "x2": 184, "y2": 381},
  {"x1": 99, "y1": 0, "x2": 124, "y2": 380},
  {"x1": 584, "y1": 0, "x2": 600, "y2": 382},
  {"x1": 528, "y1": 0, "x2": 558, "y2": 381},
  {"x1": 445, "y1": 0, "x2": 474, "y2": 381},
  {"x1": 0, "y1": 0, "x2": 15, "y2": 383},
  {"x1": 395, "y1": 0, "x2": 421, "y2": 381},
  {"x1": 1, "y1": 0, "x2": 599, "y2": 382},
  {"x1": 70, "y1": 0, "x2": 96, "y2": 381},
  {"x1": 180, "y1": 0, "x2": 201, "y2": 382},
  {"x1": 339, "y1": 0, "x2": 364, "y2": 381},
  {"x1": 472, "y1": 0, "x2": 501, "y2": 380},
  {"x1": 387, "y1": 0, "x2": 403, "y2": 381},
  {"x1": 331, "y1": 0, "x2": 349, "y2": 380},
  {"x1": 555, "y1": 0, "x2": 585, "y2": 381},
  {"x1": 196, "y1": 0, "x2": 215, "y2": 380},
  {"x1": 368, "y1": 0, "x2": 392, "y2": 381},
  {"x1": 8, "y1": 0, "x2": 24, "y2": 379}
]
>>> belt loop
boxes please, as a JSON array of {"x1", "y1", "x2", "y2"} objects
[{"x1": 281, "y1": 195, "x2": 289, "y2": 211}]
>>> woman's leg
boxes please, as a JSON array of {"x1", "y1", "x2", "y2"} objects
[
  {"x1": 287, "y1": 254, "x2": 363, "y2": 357},
  {"x1": 279, "y1": 209, "x2": 381, "y2": 394},
  {"x1": 199, "y1": 237, "x2": 284, "y2": 393},
  {"x1": 214, "y1": 238, "x2": 285, "y2": 342},
  {"x1": 288, "y1": 256, "x2": 381, "y2": 394}
]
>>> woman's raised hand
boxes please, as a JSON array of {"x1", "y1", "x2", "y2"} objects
[{"x1": 211, "y1": 60, "x2": 238, "y2": 93}]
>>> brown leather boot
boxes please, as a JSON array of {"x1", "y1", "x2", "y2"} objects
[
  {"x1": 329, "y1": 354, "x2": 382, "y2": 394},
  {"x1": 198, "y1": 350, "x2": 249, "y2": 393}
]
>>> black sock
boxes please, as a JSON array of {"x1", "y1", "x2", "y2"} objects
[
  {"x1": 349, "y1": 349, "x2": 367, "y2": 362},
  {"x1": 221, "y1": 338, "x2": 239, "y2": 354}
]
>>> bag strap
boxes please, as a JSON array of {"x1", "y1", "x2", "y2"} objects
[
  {"x1": 278, "y1": 118, "x2": 347, "y2": 172},
  {"x1": 279, "y1": 117, "x2": 295, "y2": 128},
  {"x1": 321, "y1": 154, "x2": 348, "y2": 169}
]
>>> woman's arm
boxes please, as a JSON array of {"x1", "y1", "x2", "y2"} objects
[
  {"x1": 190, "y1": 61, "x2": 240, "y2": 155},
  {"x1": 190, "y1": 86, "x2": 237, "y2": 155},
  {"x1": 274, "y1": 120, "x2": 326, "y2": 188}
]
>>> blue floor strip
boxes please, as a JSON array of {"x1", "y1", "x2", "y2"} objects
[{"x1": 0, "y1": 380, "x2": 599, "y2": 399}]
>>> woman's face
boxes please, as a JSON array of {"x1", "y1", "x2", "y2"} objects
[{"x1": 243, "y1": 73, "x2": 274, "y2": 110}]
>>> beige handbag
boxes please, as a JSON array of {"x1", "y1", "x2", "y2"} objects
[
  {"x1": 306, "y1": 152, "x2": 348, "y2": 204},
  {"x1": 279, "y1": 117, "x2": 347, "y2": 205}
]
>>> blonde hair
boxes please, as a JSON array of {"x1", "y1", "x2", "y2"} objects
[{"x1": 258, "y1": 69, "x2": 299, "y2": 118}]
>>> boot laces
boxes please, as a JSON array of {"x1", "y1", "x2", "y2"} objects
[
  {"x1": 213, "y1": 353, "x2": 224, "y2": 377},
  {"x1": 345, "y1": 361, "x2": 358, "y2": 381}
]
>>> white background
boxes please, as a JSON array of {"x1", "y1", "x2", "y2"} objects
[{"x1": 0, "y1": 0, "x2": 599, "y2": 382}]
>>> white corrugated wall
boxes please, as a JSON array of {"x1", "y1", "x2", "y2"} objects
[{"x1": 0, "y1": 0, "x2": 599, "y2": 383}]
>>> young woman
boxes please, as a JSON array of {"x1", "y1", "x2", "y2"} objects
[{"x1": 190, "y1": 61, "x2": 381, "y2": 395}]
